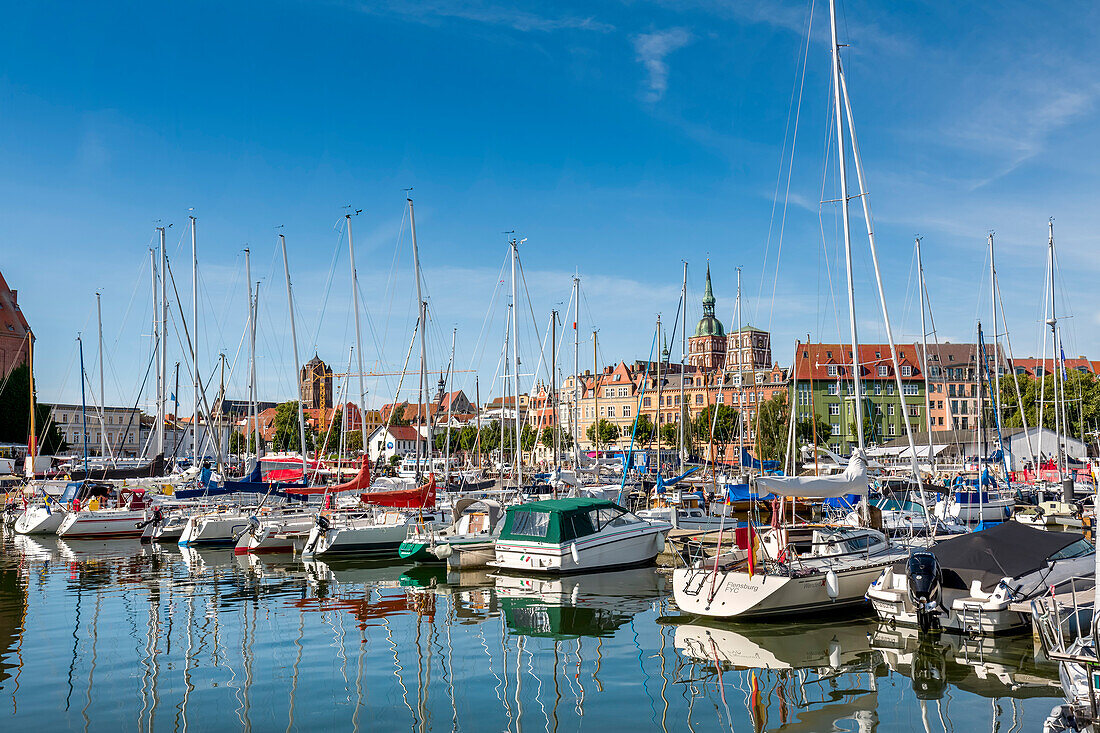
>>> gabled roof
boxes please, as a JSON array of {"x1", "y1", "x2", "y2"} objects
[{"x1": 793, "y1": 343, "x2": 922, "y2": 381}]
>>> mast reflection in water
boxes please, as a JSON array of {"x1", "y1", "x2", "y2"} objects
[{"x1": 0, "y1": 531, "x2": 1067, "y2": 731}]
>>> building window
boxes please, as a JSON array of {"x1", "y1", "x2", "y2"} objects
[
  {"x1": 755, "y1": 373, "x2": 764, "y2": 384},
  {"x1": 623, "y1": 406, "x2": 631, "y2": 417},
  {"x1": 827, "y1": 365, "x2": 838, "y2": 377},
  {"x1": 874, "y1": 382, "x2": 882, "y2": 395},
  {"x1": 877, "y1": 365, "x2": 888, "y2": 377},
  {"x1": 643, "y1": 397, "x2": 651, "y2": 407},
  {"x1": 607, "y1": 406, "x2": 615, "y2": 418},
  {"x1": 695, "y1": 395, "x2": 703, "y2": 405},
  {"x1": 887, "y1": 404, "x2": 895, "y2": 416},
  {"x1": 828, "y1": 383, "x2": 838, "y2": 396},
  {"x1": 828, "y1": 404, "x2": 840, "y2": 416},
  {"x1": 886, "y1": 383, "x2": 895, "y2": 395},
  {"x1": 901, "y1": 365, "x2": 912, "y2": 377},
  {"x1": 903, "y1": 383, "x2": 919, "y2": 396}
]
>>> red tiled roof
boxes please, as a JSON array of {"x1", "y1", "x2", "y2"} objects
[{"x1": 793, "y1": 343, "x2": 922, "y2": 381}]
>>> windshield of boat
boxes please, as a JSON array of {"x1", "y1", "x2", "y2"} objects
[
  {"x1": 509, "y1": 510, "x2": 551, "y2": 538},
  {"x1": 1049, "y1": 538, "x2": 1094, "y2": 561}
]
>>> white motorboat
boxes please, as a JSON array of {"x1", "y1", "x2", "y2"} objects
[
  {"x1": 233, "y1": 511, "x2": 315, "y2": 555},
  {"x1": 866, "y1": 522, "x2": 1095, "y2": 635},
  {"x1": 56, "y1": 486, "x2": 151, "y2": 539},
  {"x1": 489, "y1": 498, "x2": 670, "y2": 574},
  {"x1": 178, "y1": 510, "x2": 255, "y2": 547}
]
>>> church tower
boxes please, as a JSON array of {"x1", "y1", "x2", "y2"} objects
[{"x1": 687, "y1": 264, "x2": 726, "y2": 371}]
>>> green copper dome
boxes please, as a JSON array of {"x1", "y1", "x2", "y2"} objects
[{"x1": 693, "y1": 264, "x2": 725, "y2": 337}]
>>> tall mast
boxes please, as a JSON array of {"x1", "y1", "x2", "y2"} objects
[
  {"x1": 26, "y1": 330, "x2": 36, "y2": 478},
  {"x1": 407, "y1": 197, "x2": 428, "y2": 479},
  {"x1": 280, "y1": 234, "x2": 309, "y2": 474},
  {"x1": 989, "y1": 233, "x2": 1002, "y2": 459},
  {"x1": 78, "y1": 335, "x2": 89, "y2": 475},
  {"x1": 445, "y1": 327, "x2": 456, "y2": 484},
  {"x1": 736, "y1": 267, "x2": 744, "y2": 467},
  {"x1": 191, "y1": 215, "x2": 200, "y2": 463},
  {"x1": 1047, "y1": 220, "x2": 1065, "y2": 479},
  {"x1": 656, "y1": 314, "x2": 662, "y2": 473},
  {"x1": 96, "y1": 291, "x2": 106, "y2": 460},
  {"x1": 158, "y1": 226, "x2": 167, "y2": 458},
  {"x1": 244, "y1": 248, "x2": 257, "y2": 464},
  {"x1": 475, "y1": 376, "x2": 482, "y2": 471},
  {"x1": 509, "y1": 237, "x2": 522, "y2": 488},
  {"x1": 573, "y1": 275, "x2": 580, "y2": 469},
  {"x1": 915, "y1": 238, "x2": 935, "y2": 471},
  {"x1": 592, "y1": 331, "x2": 599, "y2": 461},
  {"x1": 551, "y1": 310, "x2": 559, "y2": 468},
  {"x1": 149, "y1": 246, "x2": 157, "y2": 460},
  {"x1": 346, "y1": 210, "x2": 367, "y2": 460},
  {"x1": 679, "y1": 262, "x2": 687, "y2": 465},
  {"x1": 829, "y1": 0, "x2": 864, "y2": 456}
]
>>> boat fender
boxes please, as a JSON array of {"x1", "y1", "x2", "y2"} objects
[
  {"x1": 433, "y1": 544, "x2": 454, "y2": 559},
  {"x1": 828, "y1": 640, "x2": 841, "y2": 669},
  {"x1": 570, "y1": 542, "x2": 581, "y2": 565},
  {"x1": 825, "y1": 570, "x2": 839, "y2": 601}
]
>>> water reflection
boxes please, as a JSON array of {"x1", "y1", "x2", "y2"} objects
[{"x1": 0, "y1": 530, "x2": 1070, "y2": 731}]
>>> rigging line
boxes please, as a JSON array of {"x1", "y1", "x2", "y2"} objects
[
  {"x1": 464, "y1": 250, "x2": 511, "y2": 380},
  {"x1": 765, "y1": 0, "x2": 816, "y2": 332},
  {"x1": 307, "y1": 231, "x2": 344, "y2": 354},
  {"x1": 516, "y1": 252, "x2": 554, "y2": 387}
]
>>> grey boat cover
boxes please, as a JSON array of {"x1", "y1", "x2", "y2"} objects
[{"x1": 916, "y1": 521, "x2": 1086, "y2": 592}]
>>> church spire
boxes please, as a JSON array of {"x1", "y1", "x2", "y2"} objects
[{"x1": 702, "y1": 263, "x2": 716, "y2": 315}]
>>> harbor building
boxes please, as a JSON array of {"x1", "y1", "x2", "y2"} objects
[
  {"x1": 915, "y1": 342, "x2": 1005, "y2": 431},
  {"x1": 0, "y1": 270, "x2": 30, "y2": 378}
]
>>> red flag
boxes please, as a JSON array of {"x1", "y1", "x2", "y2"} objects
[{"x1": 746, "y1": 522, "x2": 756, "y2": 578}]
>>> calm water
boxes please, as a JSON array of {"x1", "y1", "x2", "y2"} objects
[{"x1": 0, "y1": 530, "x2": 1065, "y2": 732}]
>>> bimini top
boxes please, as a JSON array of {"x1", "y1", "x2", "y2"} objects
[
  {"x1": 924, "y1": 521, "x2": 1090, "y2": 592},
  {"x1": 498, "y1": 498, "x2": 635, "y2": 545}
]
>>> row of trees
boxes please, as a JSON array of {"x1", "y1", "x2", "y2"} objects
[
  {"x1": 432, "y1": 423, "x2": 575, "y2": 456},
  {"x1": 999, "y1": 371, "x2": 1100, "y2": 438}
]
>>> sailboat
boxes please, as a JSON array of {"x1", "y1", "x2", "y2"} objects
[{"x1": 673, "y1": 0, "x2": 930, "y2": 619}]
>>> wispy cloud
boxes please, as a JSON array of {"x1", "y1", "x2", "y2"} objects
[
  {"x1": 353, "y1": 0, "x2": 615, "y2": 33},
  {"x1": 632, "y1": 28, "x2": 693, "y2": 102}
]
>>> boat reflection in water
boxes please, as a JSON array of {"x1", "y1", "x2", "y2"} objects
[
  {"x1": 668, "y1": 617, "x2": 880, "y2": 732},
  {"x1": 0, "y1": 528, "x2": 1077, "y2": 731}
]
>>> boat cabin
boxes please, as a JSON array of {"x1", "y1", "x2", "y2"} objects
[{"x1": 498, "y1": 498, "x2": 646, "y2": 547}]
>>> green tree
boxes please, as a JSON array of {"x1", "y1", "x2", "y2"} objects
[
  {"x1": 539, "y1": 426, "x2": 575, "y2": 452},
  {"x1": 694, "y1": 404, "x2": 738, "y2": 452},
  {"x1": 628, "y1": 414, "x2": 655, "y2": 445},
  {"x1": 316, "y1": 408, "x2": 342, "y2": 454},
  {"x1": 269, "y1": 401, "x2": 315, "y2": 452},
  {"x1": 586, "y1": 419, "x2": 621, "y2": 445},
  {"x1": 659, "y1": 421, "x2": 679, "y2": 447},
  {"x1": 228, "y1": 430, "x2": 246, "y2": 455},
  {"x1": 389, "y1": 402, "x2": 411, "y2": 427},
  {"x1": 0, "y1": 363, "x2": 67, "y2": 454},
  {"x1": 521, "y1": 424, "x2": 538, "y2": 452},
  {"x1": 1001, "y1": 370, "x2": 1100, "y2": 438},
  {"x1": 388, "y1": 454, "x2": 401, "y2": 466},
  {"x1": 345, "y1": 430, "x2": 363, "y2": 453}
]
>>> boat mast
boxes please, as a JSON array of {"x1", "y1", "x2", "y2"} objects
[
  {"x1": 157, "y1": 227, "x2": 167, "y2": 459},
  {"x1": 593, "y1": 331, "x2": 599, "y2": 463},
  {"x1": 829, "y1": 0, "x2": 865, "y2": 465},
  {"x1": 915, "y1": 238, "x2": 935, "y2": 471},
  {"x1": 280, "y1": 234, "x2": 309, "y2": 476},
  {"x1": 736, "y1": 267, "x2": 744, "y2": 472},
  {"x1": 475, "y1": 375, "x2": 482, "y2": 471},
  {"x1": 551, "y1": 309, "x2": 559, "y2": 468},
  {"x1": 244, "y1": 247, "x2": 256, "y2": 467},
  {"x1": 95, "y1": 291, "x2": 109, "y2": 462},
  {"x1": 148, "y1": 246, "x2": 157, "y2": 460},
  {"x1": 191, "y1": 215, "x2": 199, "y2": 464},
  {"x1": 656, "y1": 314, "x2": 662, "y2": 474},
  {"x1": 78, "y1": 335, "x2": 89, "y2": 475},
  {"x1": 407, "y1": 197, "x2": 428, "y2": 480},
  {"x1": 510, "y1": 237, "x2": 522, "y2": 488},
  {"x1": 989, "y1": 233, "x2": 1002, "y2": 467},
  {"x1": 347, "y1": 209, "x2": 368, "y2": 463},
  {"x1": 1047, "y1": 220, "x2": 1065, "y2": 480},
  {"x1": 573, "y1": 275, "x2": 580, "y2": 470},
  {"x1": 679, "y1": 262, "x2": 687, "y2": 466},
  {"x1": 445, "y1": 327, "x2": 456, "y2": 484},
  {"x1": 25, "y1": 330, "x2": 36, "y2": 478}
]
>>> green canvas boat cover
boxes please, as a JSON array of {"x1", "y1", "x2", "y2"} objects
[{"x1": 497, "y1": 498, "x2": 629, "y2": 545}]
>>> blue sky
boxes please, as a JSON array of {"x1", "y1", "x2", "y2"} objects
[{"x1": 6, "y1": 0, "x2": 1100, "y2": 413}]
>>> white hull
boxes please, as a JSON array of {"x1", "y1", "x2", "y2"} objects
[
  {"x1": 491, "y1": 523, "x2": 668, "y2": 574},
  {"x1": 57, "y1": 510, "x2": 146, "y2": 539},
  {"x1": 14, "y1": 506, "x2": 65, "y2": 535},
  {"x1": 933, "y1": 497, "x2": 1014, "y2": 523},
  {"x1": 302, "y1": 512, "x2": 445, "y2": 557},
  {"x1": 179, "y1": 513, "x2": 252, "y2": 546},
  {"x1": 673, "y1": 555, "x2": 901, "y2": 619},
  {"x1": 234, "y1": 516, "x2": 314, "y2": 555}
]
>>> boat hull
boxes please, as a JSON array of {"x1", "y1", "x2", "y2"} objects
[
  {"x1": 57, "y1": 510, "x2": 147, "y2": 539},
  {"x1": 14, "y1": 506, "x2": 65, "y2": 535},
  {"x1": 491, "y1": 524, "x2": 668, "y2": 574}
]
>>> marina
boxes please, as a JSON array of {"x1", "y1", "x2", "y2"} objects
[{"x1": 3, "y1": 0, "x2": 1100, "y2": 730}]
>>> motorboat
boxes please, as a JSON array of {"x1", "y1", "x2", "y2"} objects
[
  {"x1": 673, "y1": 452, "x2": 909, "y2": 619},
  {"x1": 489, "y1": 497, "x2": 670, "y2": 574},
  {"x1": 398, "y1": 498, "x2": 504, "y2": 568},
  {"x1": 233, "y1": 511, "x2": 315, "y2": 555},
  {"x1": 866, "y1": 522, "x2": 1095, "y2": 635}
]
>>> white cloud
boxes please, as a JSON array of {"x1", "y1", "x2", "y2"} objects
[
  {"x1": 354, "y1": 1, "x2": 615, "y2": 34},
  {"x1": 632, "y1": 28, "x2": 693, "y2": 102}
]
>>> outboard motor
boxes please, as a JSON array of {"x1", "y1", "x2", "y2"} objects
[
  {"x1": 316, "y1": 514, "x2": 331, "y2": 534},
  {"x1": 906, "y1": 550, "x2": 942, "y2": 632}
]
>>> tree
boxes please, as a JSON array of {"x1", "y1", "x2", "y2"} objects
[
  {"x1": 1001, "y1": 370, "x2": 1100, "y2": 438},
  {"x1": 345, "y1": 430, "x2": 363, "y2": 453},
  {"x1": 228, "y1": 430, "x2": 247, "y2": 455},
  {"x1": 0, "y1": 363, "x2": 67, "y2": 454},
  {"x1": 389, "y1": 402, "x2": 411, "y2": 427},
  {"x1": 521, "y1": 424, "x2": 538, "y2": 452},
  {"x1": 628, "y1": 414, "x2": 655, "y2": 445},
  {"x1": 586, "y1": 419, "x2": 621, "y2": 445},
  {"x1": 659, "y1": 421, "x2": 679, "y2": 448},
  {"x1": 388, "y1": 454, "x2": 401, "y2": 466},
  {"x1": 269, "y1": 401, "x2": 315, "y2": 453},
  {"x1": 693, "y1": 404, "x2": 738, "y2": 452},
  {"x1": 540, "y1": 426, "x2": 576, "y2": 452},
  {"x1": 797, "y1": 414, "x2": 832, "y2": 448}
]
